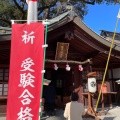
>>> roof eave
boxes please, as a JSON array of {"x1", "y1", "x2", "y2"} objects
[{"x1": 73, "y1": 17, "x2": 120, "y2": 52}]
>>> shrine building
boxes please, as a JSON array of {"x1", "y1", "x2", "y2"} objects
[{"x1": 0, "y1": 10, "x2": 120, "y2": 108}]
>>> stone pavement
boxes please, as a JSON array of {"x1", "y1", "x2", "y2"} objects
[
  {"x1": 0, "y1": 105, "x2": 94, "y2": 120},
  {"x1": 97, "y1": 106, "x2": 120, "y2": 120},
  {"x1": 1, "y1": 105, "x2": 120, "y2": 120}
]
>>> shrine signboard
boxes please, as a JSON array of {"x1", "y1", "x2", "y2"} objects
[{"x1": 55, "y1": 42, "x2": 69, "y2": 60}]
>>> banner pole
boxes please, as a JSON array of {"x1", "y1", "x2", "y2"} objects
[
  {"x1": 95, "y1": 15, "x2": 119, "y2": 112},
  {"x1": 40, "y1": 19, "x2": 49, "y2": 119}
]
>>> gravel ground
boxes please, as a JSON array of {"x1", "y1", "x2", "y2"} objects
[{"x1": 1, "y1": 105, "x2": 120, "y2": 120}]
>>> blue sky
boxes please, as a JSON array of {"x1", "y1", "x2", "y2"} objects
[{"x1": 84, "y1": 3, "x2": 120, "y2": 35}]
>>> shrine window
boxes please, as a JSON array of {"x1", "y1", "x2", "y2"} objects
[
  {"x1": 0, "y1": 69, "x2": 3, "y2": 81},
  {"x1": 0, "y1": 68, "x2": 9, "y2": 96},
  {"x1": 56, "y1": 79, "x2": 62, "y2": 88}
]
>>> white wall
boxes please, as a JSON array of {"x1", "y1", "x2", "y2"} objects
[{"x1": 112, "y1": 68, "x2": 120, "y2": 78}]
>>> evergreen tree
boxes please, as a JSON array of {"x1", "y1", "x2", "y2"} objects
[{"x1": 0, "y1": 0, "x2": 120, "y2": 27}]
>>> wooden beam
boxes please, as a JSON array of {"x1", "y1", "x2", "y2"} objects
[{"x1": 46, "y1": 59, "x2": 91, "y2": 65}]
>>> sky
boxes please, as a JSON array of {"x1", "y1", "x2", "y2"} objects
[{"x1": 84, "y1": 3, "x2": 120, "y2": 35}]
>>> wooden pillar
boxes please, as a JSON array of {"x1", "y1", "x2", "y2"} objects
[
  {"x1": 110, "y1": 69, "x2": 114, "y2": 91},
  {"x1": 73, "y1": 66, "x2": 84, "y2": 103},
  {"x1": 78, "y1": 86, "x2": 84, "y2": 104},
  {"x1": 73, "y1": 67, "x2": 80, "y2": 88}
]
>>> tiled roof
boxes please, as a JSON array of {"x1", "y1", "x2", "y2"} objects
[
  {"x1": 100, "y1": 30, "x2": 120, "y2": 40},
  {"x1": 0, "y1": 26, "x2": 11, "y2": 35}
]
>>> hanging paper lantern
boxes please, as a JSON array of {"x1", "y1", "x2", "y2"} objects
[
  {"x1": 78, "y1": 65, "x2": 83, "y2": 71},
  {"x1": 66, "y1": 64, "x2": 71, "y2": 71},
  {"x1": 88, "y1": 77, "x2": 96, "y2": 93},
  {"x1": 54, "y1": 63, "x2": 58, "y2": 70}
]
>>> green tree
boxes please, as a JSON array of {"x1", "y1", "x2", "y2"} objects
[
  {"x1": 0, "y1": 0, "x2": 120, "y2": 27},
  {"x1": 0, "y1": 0, "x2": 27, "y2": 26}
]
